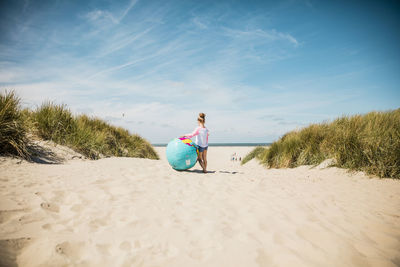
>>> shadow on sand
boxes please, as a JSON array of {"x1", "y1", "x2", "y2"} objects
[
  {"x1": 182, "y1": 169, "x2": 216, "y2": 174},
  {"x1": 28, "y1": 144, "x2": 64, "y2": 164},
  {"x1": 218, "y1": 170, "x2": 243, "y2": 174},
  {"x1": 180, "y1": 170, "x2": 243, "y2": 175}
]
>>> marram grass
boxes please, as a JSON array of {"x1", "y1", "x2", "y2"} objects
[
  {"x1": 0, "y1": 91, "x2": 30, "y2": 159},
  {"x1": 32, "y1": 103, "x2": 159, "y2": 160},
  {"x1": 0, "y1": 91, "x2": 159, "y2": 160},
  {"x1": 241, "y1": 146, "x2": 266, "y2": 165},
  {"x1": 242, "y1": 109, "x2": 400, "y2": 179}
]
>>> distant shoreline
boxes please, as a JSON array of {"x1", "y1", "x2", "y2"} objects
[{"x1": 152, "y1": 143, "x2": 272, "y2": 147}]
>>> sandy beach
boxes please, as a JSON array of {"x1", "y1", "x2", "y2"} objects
[{"x1": 1, "y1": 145, "x2": 399, "y2": 267}]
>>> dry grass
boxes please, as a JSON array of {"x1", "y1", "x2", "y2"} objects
[
  {"x1": 243, "y1": 109, "x2": 400, "y2": 179},
  {"x1": 241, "y1": 146, "x2": 266, "y2": 165},
  {"x1": 0, "y1": 91, "x2": 159, "y2": 160},
  {"x1": 0, "y1": 91, "x2": 30, "y2": 159}
]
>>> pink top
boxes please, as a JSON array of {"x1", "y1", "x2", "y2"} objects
[{"x1": 185, "y1": 126, "x2": 209, "y2": 148}]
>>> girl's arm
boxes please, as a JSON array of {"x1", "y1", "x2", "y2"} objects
[{"x1": 184, "y1": 127, "x2": 200, "y2": 138}]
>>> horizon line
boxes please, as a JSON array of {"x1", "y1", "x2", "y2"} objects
[{"x1": 152, "y1": 142, "x2": 272, "y2": 147}]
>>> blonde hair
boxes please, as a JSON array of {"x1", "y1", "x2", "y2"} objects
[{"x1": 198, "y1": 113, "x2": 206, "y2": 123}]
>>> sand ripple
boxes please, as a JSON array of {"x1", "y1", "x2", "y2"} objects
[{"x1": 0, "y1": 147, "x2": 399, "y2": 267}]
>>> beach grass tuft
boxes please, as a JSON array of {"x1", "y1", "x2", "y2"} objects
[
  {"x1": 73, "y1": 115, "x2": 159, "y2": 159},
  {"x1": 32, "y1": 104, "x2": 159, "y2": 160},
  {"x1": 243, "y1": 109, "x2": 400, "y2": 179},
  {"x1": 241, "y1": 146, "x2": 266, "y2": 165},
  {"x1": 0, "y1": 91, "x2": 159, "y2": 160},
  {"x1": 0, "y1": 91, "x2": 31, "y2": 159},
  {"x1": 33, "y1": 102, "x2": 76, "y2": 144}
]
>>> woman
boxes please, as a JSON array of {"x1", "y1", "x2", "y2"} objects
[{"x1": 183, "y1": 113, "x2": 209, "y2": 173}]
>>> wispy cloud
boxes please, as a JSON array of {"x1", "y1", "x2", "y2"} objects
[
  {"x1": 85, "y1": 0, "x2": 138, "y2": 25},
  {"x1": 120, "y1": 0, "x2": 138, "y2": 22},
  {"x1": 223, "y1": 27, "x2": 299, "y2": 46},
  {"x1": 97, "y1": 26, "x2": 154, "y2": 57},
  {"x1": 2, "y1": 0, "x2": 395, "y2": 142},
  {"x1": 85, "y1": 9, "x2": 119, "y2": 24},
  {"x1": 192, "y1": 17, "x2": 208, "y2": 29},
  {"x1": 0, "y1": 1, "x2": 308, "y2": 142}
]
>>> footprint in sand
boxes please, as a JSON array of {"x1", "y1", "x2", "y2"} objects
[
  {"x1": 96, "y1": 244, "x2": 110, "y2": 256},
  {"x1": 0, "y1": 209, "x2": 25, "y2": 224},
  {"x1": 42, "y1": 223, "x2": 52, "y2": 230},
  {"x1": 51, "y1": 190, "x2": 65, "y2": 202},
  {"x1": 220, "y1": 223, "x2": 235, "y2": 238},
  {"x1": 89, "y1": 218, "x2": 108, "y2": 230},
  {"x1": 93, "y1": 178, "x2": 108, "y2": 185},
  {"x1": 55, "y1": 241, "x2": 85, "y2": 259},
  {"x1": 119, "y1": 241, "x2": 132, "y2": 251},
  {"x1": 70, "y1": 204, "x2": 83, "y2": 212},
  {"x1": 0, "y1": 237, "x2": 32, "y2": 267},
  {"x1": 256, "y1": 249, "x2": 273, "y2": 267},
  {"x1": 40, "y1": 202, "x2": 59, "y2": 213},
  {"x1": 18, "y1": 211, "x2": 46, "y2": 224}
]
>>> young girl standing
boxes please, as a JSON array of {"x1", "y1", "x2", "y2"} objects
[{"x1": 183, "y1": 113, "x2": 209, "y2": 173}]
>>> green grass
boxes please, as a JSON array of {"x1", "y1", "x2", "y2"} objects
[
  {"x1": 73, "y1": 115, "x2": 159, "y2": 159},
  {"x1": 0, "y1": 91, "x2": 30, "y2": 159},
  {"x1": 243, "y1": 109, "x2": 400, "y2": 179},
  {"x1": 33, "y1": 102, "x2": 76, "y2": 144},
  {"x1": 241, "y1": 146, "x2": 266, "y2": 165},
  {"x1": 0, "y1": 91, "x2": 159, "y2": 160},
  {"x1": 32, "y1": 103, "x2": 159, "y2": 160}
]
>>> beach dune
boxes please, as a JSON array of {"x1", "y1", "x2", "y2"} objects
[{"x1": 1, "y1": 146, "x2": 399, "y2": 267}]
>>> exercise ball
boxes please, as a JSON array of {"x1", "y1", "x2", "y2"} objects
[{"x1": 166, "y1": 137, "x2": 198, "y2": 170}]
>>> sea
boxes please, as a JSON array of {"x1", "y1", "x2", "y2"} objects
[{"x1": 152, "y1": 143, "x2": 271, "y2": 147}]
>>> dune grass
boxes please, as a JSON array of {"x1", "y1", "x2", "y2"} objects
[
  {"x1": 73, "y1": 115, "x2": 159, "y2": 159},
  {"x1": 32, "y1": 103, "x2": 159, "y2": 160},
  {"x1": 33, "y1": 102, "x2": 76, "y2": 144},
  {"x1": 0, "y1": 91, "x2": 31, "y2": 159},
  {"x1": 242, "y1": 109, "x2": 400, "y2": 179},
  {"x1": 241, "y1": 146, "x2": 266, "y2": 165},
  {"x1": 0, "y1": 91, "x2": 159, "y2": 160}
]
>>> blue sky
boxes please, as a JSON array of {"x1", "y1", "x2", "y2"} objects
[{"x1": 1, "y1": 0, "x2": 399, "y2": 143}]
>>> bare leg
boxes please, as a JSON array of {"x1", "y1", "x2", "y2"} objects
[
  {"x1": 198, "y1": 151, "x2": 205, "y2": 170},
  {"x1": 202, "y1": 149, "x2": 208, "y2": 173}
]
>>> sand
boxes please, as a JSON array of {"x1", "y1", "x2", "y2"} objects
[{"x1": 0, "y1": 145, "x2": 400, "y2": 267}]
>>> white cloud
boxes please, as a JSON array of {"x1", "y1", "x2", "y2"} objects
[
  {"x1": 1, "y1": 70, "x2": 337, "y2": 143},
  {"x1": 0, "y1": 1, "x2": 314, "y2": 143},
  {"x1": 0, "y1": 70, "x2": 19, "y2": 83}
]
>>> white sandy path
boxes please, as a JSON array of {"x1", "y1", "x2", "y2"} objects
[{"x1": 0, "y1": 146, "x2": 400, "y2": 267}]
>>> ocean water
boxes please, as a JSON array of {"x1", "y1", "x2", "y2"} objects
[{"x1": 152, "y1": 143, "x2": 271, "y2": 147}]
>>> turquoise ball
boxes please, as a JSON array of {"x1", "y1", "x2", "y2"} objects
[{"x1": 166, "y1": 138, "x2": 198, "y2": 170}]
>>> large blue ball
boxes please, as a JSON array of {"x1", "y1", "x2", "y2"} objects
[{"x1": 166, "y1": 138, "x2": 198, "y2": 170}]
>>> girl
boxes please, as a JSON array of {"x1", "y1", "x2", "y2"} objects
[{"x1": 183, "y1": 113, "x2": 209, "y2": 173}]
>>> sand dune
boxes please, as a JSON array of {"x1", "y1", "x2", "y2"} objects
[{"x1": 0, "y1": 146, "x2": 399, "y2": 267}]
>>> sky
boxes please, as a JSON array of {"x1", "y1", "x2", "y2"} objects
[{"x1": 0, "y1": 0, "x2": 399, "y2": 143}]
